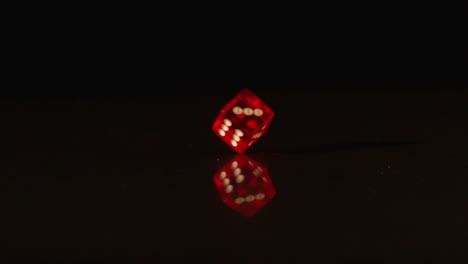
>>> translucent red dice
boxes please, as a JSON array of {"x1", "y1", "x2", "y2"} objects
[
  {"x1": 212, "y1": 89, "x2": 275, "y2": 153},
  {"x1": 213, "y1": 155, "x2": 276, "y2": 217}
]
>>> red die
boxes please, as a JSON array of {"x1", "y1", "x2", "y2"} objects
[
  {"x1": 212, "y1": 89, "x2": 275, "y2": 153},
  {"x1": 213, "y1": 154, "x2": 276, "y2": 217}
]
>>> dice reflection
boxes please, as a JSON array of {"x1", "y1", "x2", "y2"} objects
[{"x1": 213, "y1": 155, "x2": 276, "y2": 217}]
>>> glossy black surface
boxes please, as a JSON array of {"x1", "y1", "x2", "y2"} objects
[{"x1": 1, "y1": 90, "x2": 467, "y2": 262}]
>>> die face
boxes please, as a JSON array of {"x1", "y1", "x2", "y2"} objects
[
  {"x1": 212, "y1": 89, "x2": 274, "y2": 153},
  {"x1": 213, "y1": 155, "x2": 276, "y2": 217}
]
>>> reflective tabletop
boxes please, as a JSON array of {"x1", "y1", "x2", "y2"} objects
[{"x1": 1, "y1": 91, "x2": 467, "y2": 262}]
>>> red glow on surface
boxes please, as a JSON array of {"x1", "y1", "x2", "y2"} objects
[{"x1": 213, "y1": 155, "x2": 276, "y2": 217}]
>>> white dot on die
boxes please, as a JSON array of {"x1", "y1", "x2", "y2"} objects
[
  {"x1": 234, "y1": 129, "x2": 244, "y2": 137},
  {"x1": 231, "y1": 161, "x2": 238, "y2": 169},
  {"x1": 224, "y1": 119, "x2": 232, "y2": 127},
  {"x1": 221, "y1": 124, "x2": 229, "y2": 131},
  {"x1": 232, "y1": 106, "x2": 243, "y2": 114},
  {"x1": 233, "y1": 134, "x2": 240, "y2": 142},
  {"x1": 248, "y1": 161, "x2": 254, "y2": 166},
  {"x1": 256, "y1": 193, "x2": 265, "y2": 200},
  {"x1": 223, "y1": 178, "x2": 230, "y2": 186},
  {"x1": 219, "y1": 171, "x2": 226, "y2": 179},
  {"x1": 235, "y1": 197, "x2": 245, "y2": 204},
  {"x1": 225, "y1": 185, "x2": 233, "y2": 193},
  {"x1": 246, "y1": 195, "x2": 255, "y2": 202},
  {"x1": 244, "y1": 107, "x2": 253, "y2": 116},
  {"x1": 218, "y1": 129, "x2": 225, "y2": 136},
  {"x1": 231, "y1": 139, "x2": 238, "y2": 147},
  {"x1": 254, "y1": 109, "x2": 263, "y2": 116},
  {"x1": 233, "y1": 168, "x2": 241, "y2": 176},
  {"x1": 256, "y1": 169, "x2": 263, "y2": 175},
  {"x1": 235, "y1": 174, "x2": 245, "y2": 183}
]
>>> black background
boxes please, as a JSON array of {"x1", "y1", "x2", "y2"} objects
[{"x1": 1, "y1": 12, "x2": 468, "y2": 263}]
